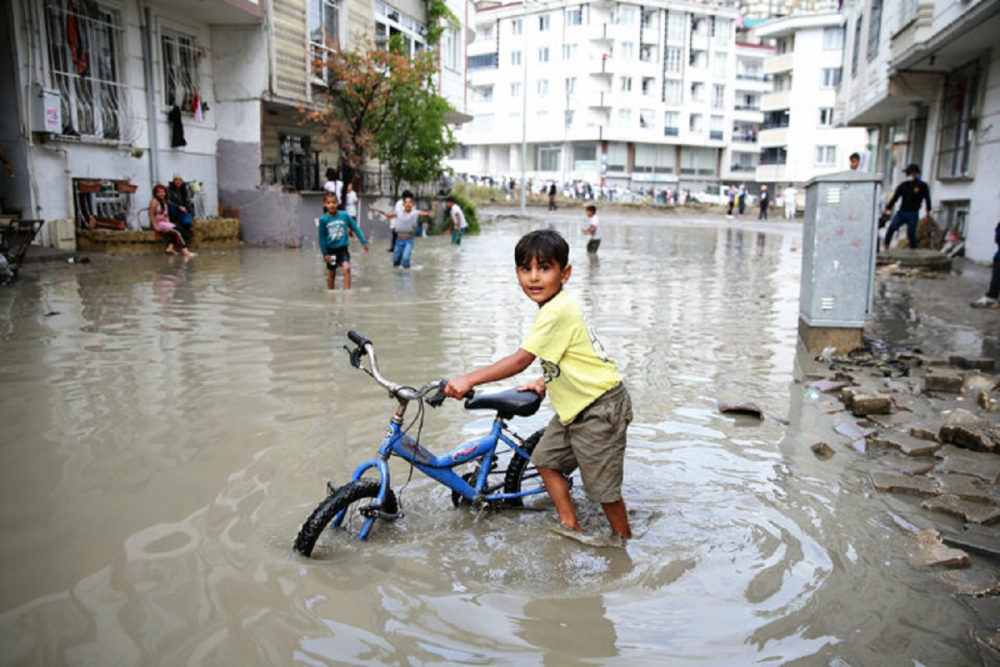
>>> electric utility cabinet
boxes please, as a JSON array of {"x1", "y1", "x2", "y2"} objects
[{"x1": 799, "y1": 170, "x2": 882, "y2": 354}]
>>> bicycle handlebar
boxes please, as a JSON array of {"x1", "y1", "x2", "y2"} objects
[{"x1": 346, "y1": 331, "x2": 469, "y2": 406}]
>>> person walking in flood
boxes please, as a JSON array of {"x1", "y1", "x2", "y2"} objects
[
  {"x1": 758, "y1": 185, "x2": 769, "y2": 220},
  {"x1": 883, "y1": 163, "x2": 932, "y2": 250},
  {"x1": 444, "y1": 195, "x2": 468, "y2": 245},
  {"x1": 782, "y1": 183, "x2": 797, "y2": 220},
  {"x1": 150, "y1": 184, "x2": 195, "y2": 259},
  {"x1": 444, "y1": 230, "x2": 632, "y2": 544},
  {"x1": 370, "y1": 194, "x2": 433, "y2": 269},
  {"x1": 581, "y1": 205, "x2": 602, "y2": 254},
  {"x1": 318, "y1": 193, "x2": 368, "y2": 290}
]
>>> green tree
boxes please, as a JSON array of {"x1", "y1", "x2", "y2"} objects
[{"x1": 373, "y1": 85, "x2": 456, "y2": 202}]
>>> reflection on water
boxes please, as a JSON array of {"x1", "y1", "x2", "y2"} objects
[{"x1": 0, "y1": 212, "x2": 981, "y2": 664}]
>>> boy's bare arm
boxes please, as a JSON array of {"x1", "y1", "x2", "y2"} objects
[{"x1": 444, "y1": 348, "x2": 536, "y2": 399}]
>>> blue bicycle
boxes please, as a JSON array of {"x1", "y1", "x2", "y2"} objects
[{"x1": 294, "y1": 331, "x2": 552, "y2": 558}]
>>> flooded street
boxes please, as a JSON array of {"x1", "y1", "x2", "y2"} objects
[{"x1": 0, "y1": 210, "x2": 986, "y2": 665}]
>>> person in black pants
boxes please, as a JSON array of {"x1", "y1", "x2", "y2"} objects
[
  {"x1": 758, "y1": 185, "x2": 769, "y2": 220},
  {"x1": 971, "y1": 222, "x2": 1000, "y2": 308},
  {"x1": 883, "y1": 163, "x2": 932, "y2": 250}
]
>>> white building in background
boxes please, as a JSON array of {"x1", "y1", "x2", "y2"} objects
[
  {"x1": 751, "y1": 12, "x2": 868, "y2": 188},
  {"x1": 456, "y1": 1, "x2": 748, "y2": 195},
  {"x1": 836, "y1": 0, "x2": 1000, "y2": 265}
]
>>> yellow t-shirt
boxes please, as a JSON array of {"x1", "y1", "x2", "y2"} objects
[{"x1": 521, "y1": 290, "x2": 621, "y2": 425}]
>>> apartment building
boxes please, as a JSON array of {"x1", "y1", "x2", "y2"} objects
[
  {"x1": 456, "y1": 1, "x2": 746, "y2": 194},
  {"x1": 723, "y1": 40, "x2": 772, "y2": 182},
  {"x1": 752, "y1": 12, "x2": 868, "y2": 187},
  {"x1": 836, "y1": 0, "x2": 1000, "y2": 264},
  {"x1": 0, "y1": 0, "x2": 264, "y2": 245}
]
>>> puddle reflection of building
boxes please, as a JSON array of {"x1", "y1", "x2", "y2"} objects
[{"x1": 517, "y1": 595, "x2": 618, "y2": 660}]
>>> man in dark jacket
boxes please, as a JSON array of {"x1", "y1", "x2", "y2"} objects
[
  {"x1": 971, "y1": 222, "x2": 1000, "y2": 308},
  {"x1": 883, "y1": 163, "x2": 932, "y2": 250}
]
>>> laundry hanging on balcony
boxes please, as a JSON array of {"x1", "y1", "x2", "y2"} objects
[{"x1": 169, "y1": 105, "x2": 186, "y2": 147}]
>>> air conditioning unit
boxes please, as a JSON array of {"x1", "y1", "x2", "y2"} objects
[{"x1": 32, "y1": 84, "x2": 62, "y2": 134}]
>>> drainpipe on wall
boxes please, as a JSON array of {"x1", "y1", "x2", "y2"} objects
[{"x1": 141, "y1": 7, "x2": 160, "y2": 188}]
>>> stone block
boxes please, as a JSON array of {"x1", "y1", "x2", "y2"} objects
[
  {"x1": 933, "y1": 473, "x2": 992, "y2": 503},
  {"x1": 943, "y1": 524, "x2": 1000, "y2": 560},
  {"x1": 922, "y1": 494, "x2": 1000, "y2": 525},
  {"x1": 935, "y1": 445, "x2": 1000, "y2": 483},
  {"x1": 949, "y1": 355, "x2": 997, "y2": 372},
  {"x1": 908, "y1": 529, "x2": 971, "y2": 568},
  {"x1": 933, "y1": 569, "x2": 1000, "y2": 596},
  {"x1": 850, "y1": 393, "x2": 892, "y2": 416},
  {"x1": 870, "y1": 471, "x2": 938, "y2": 496},
  {"x1": 870, "y1": 432, "x2": 941, "y2": 457},
  {"x1": 924, "y1": 372, "x2": 965, "y2": 393}
]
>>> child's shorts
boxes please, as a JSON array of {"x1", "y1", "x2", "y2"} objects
[
  {"x1": 531, "y1": 383, "x2": 631, "y2": 504},
  {"x1": 586, "y1": 238, "x2": 601, "y2": 253},
  {"x1": 326, "y1": 247, "x2": 350, "y2": 269}
]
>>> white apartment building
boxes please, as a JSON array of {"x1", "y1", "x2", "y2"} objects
[
  {"x1": 752, "y1": 12, "x2": 868, "y2": 187},
  {"x1": 724, "y1": 40, "x2": 772, "y2": 183},
  {"x1": 457, "y1": 0, "x2": 748, "y2": 194},
  {"x1": 836, "y1": 0, "x2": 1000, "y2": 265}
]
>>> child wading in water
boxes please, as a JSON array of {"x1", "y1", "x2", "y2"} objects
[
  {"x1": 318, "y1": 193, "x2": 368, "y2": 289},
  {"x1": 581, "y1": 205, "x2": 601, "y2": 253},
  {"x1": 444, "y1": 230, "x2": 632, "y2": 544},
  {"x1": 150, "y1": 184, "x2": 196, "y2": 258}
]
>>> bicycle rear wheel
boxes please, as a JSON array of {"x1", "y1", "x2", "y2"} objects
[
  {"x1": 502, "y1": 428, "x2": 547, "y2": 508},
  {"x1": 294, "y1": 479, "x2": 398, "y2": 557}
]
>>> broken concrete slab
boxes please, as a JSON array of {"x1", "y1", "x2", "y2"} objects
[
  {"x1": 949, "y1": 355, "x2": 997, "y2": 372},
  {"x1": 870, "y1": 471, "x2": 939, "y2": 496},
  {"x1": 943, "y1": 524, "x2": 1000, "y2": 561},
  {"x1": 932, "y1": 473, "x2": 992, "y2": 503},
  {"x1": 874, "y1": 454, "x2": 936, "y2": 476},
  {"x1": 809, "y1": 379, "x2": 850, "y2": 393},
  {"x1": 833, "y1": 413, "x2": 876, "y2": 440},
  {"x1": 869, "y1": 431, "x2": 942, "y2": 457},
  {"x1": 933, "y1": 568, "x2": 1000, "y2": 597},
  {"x1": 924, "y1": 372, "x2": 965, "y2": 393},
  {"x1": 935, "y1": 445, "x2": 1000, "y2": 482},
  {"x1": 939, "y1": 409, "x2": 1000, "y2": 453},
  {"x1": 908, "y1": 529, "x2": 971, "y2": 568},
  {"x1": 922, "y1": 494, "x2": 1000, "y2": 525},
  {"x1": 850, "y1": 393, "x2": 893, "y2": 417}
]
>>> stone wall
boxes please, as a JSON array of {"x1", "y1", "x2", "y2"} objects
[{"x1": 76, "y1": 219, "x2": 240, "y2": 255}]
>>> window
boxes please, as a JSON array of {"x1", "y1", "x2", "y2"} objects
[
  {"x1": 563, "y1": 43, "x2": 577, "y2": 60},
  {"x1": 851, "y1": 14, "x2": 862, "y2": 77},
  {"x1": 539, "y1": 14, "x2": 550, "y2": 31},
  {"x1": 621, "y1": 76, "x2": 632, "y2": 92},
  {"x1": 566, "y1": 8, "x2": 582, "y2": 26},
  {"x1": 479, "y1": 25, "x2": 494, "y2": 41},
  {"x1": 277, "y1": 133, "x2": 319, "y2": 190},
  {"x1": 309, "y1": 0, "x2": 342, "y2": 59},
  {"x1": 510, "y1": 82, "x2": 521, "y2": 97},
  {"x1": 709, "y1": 115, "x2": 723, "y2": 140},
  {"x1": 938, "y1": 60, "x2": 981, "y2": 178},
  {"x1": 690, "y1": 82, "x2": 704, "y2": 102},
  {"x1": 474, "y1": 86, "x2": 493, "y2": 102},
  {"x1": 374, "y1": 2, "x2": 426, "y2": 55},
  {"x1": 621, "y1": 42, "x2": 634, "y2": 60},
  {"x1": 618, "y1": 109, "x2": 631, "y2": 126},
  {"x1": 737, "y1": 59, "x2": 763, "y2": 81},
  {"x1": 45, "y1": 2, "x2": 129, "y2": 140},
  {"x1": 607, "y1": 142, "x2": 627, "y2": 172},
  {"x1": 689, "y1": 113, "x2": 702, "y2": 133},
  {"x1": 161, "y1": 28, "x2": 204, "y2": 113},
  {"x1": 468, "y1": 53, "x2": 498, "y2": 69},
  {"x1": 538, "y1": 47, "x2": 549, "y2": 63},
  {"x1": 815, "y1": 145, "x2": 836, "y2": 166},
  {"x1": 641, "y1": 77, "x2": 655, "y2": 96},
  {"x1": 712, "y1": 18, "x2": 731, "y2": 44},
  {"x1": 867, "y1": 0, "x2": 882, "y2": 61},
  {"x1": 712, "y1": 84, "x2": 724, "y2": 109},
  {"x1": 665, "y1": 46, "x2": 681, "y2": 73},
  {"x1": 640, "y1": 109, "x2": 654, "y2": 129},
  {"x1": 511, "y1": 50, "x2": 522, "y2": 66},
  {"x1": 824, "y1": 26, "x2": 845, "y2": 50},
  {"x1": 712, "y1": 52, "x2": 726, "y2": 78},
  {"x1": 689, "y1": 50, "x2": 706, "y2": 68},
  {"x1": 663, "y1": 79, "x2": 682, "y2": 105},
  {"x1": 776, "y1": 38, "x2": 789, "y2": 55},
  {"x1": 819, "y1": 108, "x2": 834, "y2": 126},
  {"x1": 642, "y1": 10, "x2": 657, "y2": 29},
  {"x1": 512, "y1": 18, "x2": 522, "y2": 35},
  {"x1": 537, "y1": 79, "x2": 549, "y2": 96},
  {"x1": 618, "y1": 6, "x2": 637, "y2": 26},
  {"x1": 760, "y1": 146, "x2": 787, "y2": 165},
  {"x1": 667, "y1": 12, "x2": 686, "y2": 42},
  {"x1": 821, "y1": 67, "x2": 842, "y2": 87},
  {"x1": 442, "y1": 24, "x2": 459, "y2": 71},
  {"x1": 565, "y1": 77, "x2": 577, "y2": 94},
  {"x1": 538, "y1": 145, "x2": 560, "y2": 170},
  {"x1": 664, "y1": 112, "x2": 679, "y2": 136}
]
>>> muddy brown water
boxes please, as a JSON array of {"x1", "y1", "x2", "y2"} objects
[{"x1": 0, "y1": 210, "x2": 989, "y2": 665}]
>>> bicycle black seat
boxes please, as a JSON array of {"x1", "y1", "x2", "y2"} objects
[{"x1": 465, "y1": 388, "x2": 542, "y2": 418}]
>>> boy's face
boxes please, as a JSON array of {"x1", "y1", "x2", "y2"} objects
[
  {"x1": 517, "y1": 255, "x2": 571, "y2": 306},
  {"x1": 324, "y1": 197, "x2": 338, "y2": 212},
  {"x1": 585, "y1": 209, "x2": 594, "y2": 218},
  {"x1": 403, "y1": 197, "x2": 414, "y2": 211}
]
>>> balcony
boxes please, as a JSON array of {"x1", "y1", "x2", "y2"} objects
[
  {"x1": 664, "y1": 127, "x2": 679, "y2": 137},
  {"x1": 732, "y1": 133, "x2": 757, "y2": 144},
  {"x1": 586, "y1": 91, "x2": 613, "y2": 108},
  {"x1": 590, "y1": 55, "x2": 615, "y2": 76},
  {"x1": 762, "y1": 90, "x2": 790, "y2": 112},
  {"x1": 730, "y1": 164, "x2": 757, "y2": 173},
  {"x1": 764, "y1": 52, "x2": 793, "y2": 75},
  {"x1": 709, "y1": 131, "x2": 724, "y2": 141}
]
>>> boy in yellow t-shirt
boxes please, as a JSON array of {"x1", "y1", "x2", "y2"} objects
[{"x1": 444, "y1": 230, "x2": 633, "y2": 541}]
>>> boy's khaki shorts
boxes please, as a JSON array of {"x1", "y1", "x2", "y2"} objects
[{"x1": 531, "y1": 383, "x2": 632, "y2": 504}]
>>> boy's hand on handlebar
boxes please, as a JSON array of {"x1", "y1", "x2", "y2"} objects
[
  {"x1": 518, "y1": 376, "x2": 547, "y2": 398},
  {"x1": 444, "y1": 376, "x2": 474, "y2": 400}
]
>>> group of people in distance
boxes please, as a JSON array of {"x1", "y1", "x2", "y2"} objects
[{"x1": 149, "y1": 174, "x2": 198, "y2": 259}]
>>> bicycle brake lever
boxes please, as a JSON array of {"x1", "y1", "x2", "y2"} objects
[
  {"x1": 344, "y1": 344, "x2": 366, "y2": 369},
  {"x1": 426, "y1": 380, "x2": 448, "y2": 408}
]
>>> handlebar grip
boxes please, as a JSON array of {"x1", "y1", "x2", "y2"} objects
[
  {"x1": 426, "y1": 380, "x2": 448, "y2": 408},
  {"x1": 347, "y1": 330, "x2": 370, "y2": 347}
]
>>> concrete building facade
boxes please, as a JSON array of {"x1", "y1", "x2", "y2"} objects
[{"x1": 835, "y1": 0, "x2": 1000, "y2": 264}]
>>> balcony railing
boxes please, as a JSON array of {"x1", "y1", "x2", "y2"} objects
[
  {"x1": 734, "y1": 104, "x2": 761, "y2": 112},
  {"x1": 709, "y1": 131, "x2": 724, "y2": 140},
  {"x1": 732, "y1": 134, "x2": 758, "y2": 143},
  {"x1": 261, "y1": 156, "x2": 322, "y2": 192},
  {"x1": 730, "y1": 164, "x2": 757, "y2": 172},
  {"x1": 664, "y1": 127, "x2": 679, "y2": 136}
]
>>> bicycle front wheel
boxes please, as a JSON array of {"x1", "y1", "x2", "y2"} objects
[
  {"x1": 502, "y1": 428, "x2": 547, "y2": 508},
  {"x1": 294, "y1": 479, "x2": 397, "y2": 558}
]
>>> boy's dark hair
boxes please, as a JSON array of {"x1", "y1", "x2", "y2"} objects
[
  {"x1": 445, "y1": 195, "x2": 456, "y2": 204},
  {"x1": 326, "y1": 168, "x2": 336, "y2": 180},
  {"x1": 401, "y1": 189, "x2": 415, "y2": 200},
  {"x1": 515, "y1": 230, "x2": 569, "y2": 268},
  {"x1": 849, "y1": 152, "x2": 860, "y2": 161},
  {"x1": 585, "y1": 205, "x2": 597, "y2": 214}
]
